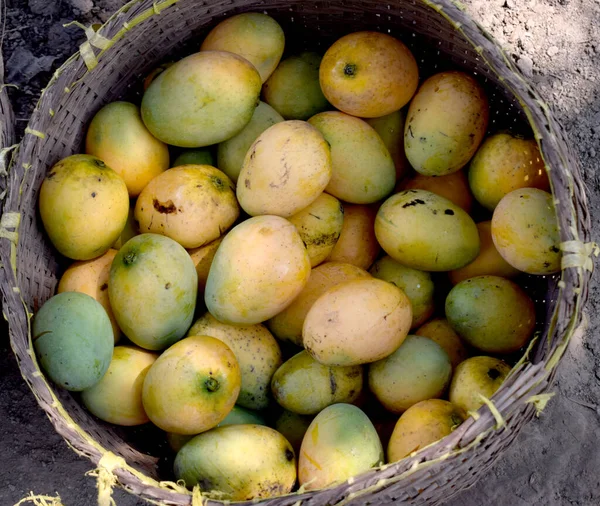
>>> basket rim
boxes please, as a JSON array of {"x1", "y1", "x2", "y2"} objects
[{"x1": 0, "y1": 0, "x2": 594, "y2": 504}]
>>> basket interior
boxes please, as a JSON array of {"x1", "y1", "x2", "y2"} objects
[{"x1": 10, "y1": 0, "x2": 560, "y2": 489}]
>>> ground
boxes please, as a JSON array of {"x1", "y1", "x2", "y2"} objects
[{"x1": 1, "y1": 0, "x2": 599, "y2": 505}]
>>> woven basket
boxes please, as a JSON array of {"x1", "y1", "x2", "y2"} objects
[{"x1": 0, "y1": 0, "x2": 594, "y2": 504}]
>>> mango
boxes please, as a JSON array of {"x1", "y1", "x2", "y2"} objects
[
  {"x1": 405, "y1": 71, "x2": 488, "y2": 176},
  {"x1": 303, "y1": 278, "x2": 412, "y2": 366},
  {"x1": 109, "y1": 234, "x2": 197, "y2": 350},
  {"x1": 308, "y1": 111, "x2": 395, "y2": 204},
  {"x1": 415, "y1": 318, "x2": 468, "y2": 370},
  {"x1": 142, "y1": 336, "x2": 241, "y2": 434},
  {"x1": 469, "y1": 133, "x2": 550, "y2": 211},
  {"x1": 135, "y1": 165, "x2": 239, "y2": 249},
  {"x1": 188, "y1": 237, "x2": 223, "y2": 294},
  {"x1": 449, "y1": 356, "x2": 511, "y2": 413},
  {"x1": 200, "y1": 13, "x2": 285, "y2": 83},
  {"x1": 370, "y1": 256, "x2": 435, "y2": 328},
  {"x1": 326, "y1": 204, "x2": 380, "y2": 269},
  {"x1": 112, "y1": 201, "x2": 139, "y2": 250},
  {"x1": 365, "y1": 110, "x2": 410, "y2": 182},
  {"x1": 33, "y1": 292, "x2": 114, "y2": 391},
  {"x1": 187, "y1": 312, "x2": 282, "y2": 410},
  {"x1": 368, "y1": 335, "x2": 452, "y2": 413},
  {"x1": 263, "y1": 52, "x2": 329, "y2": 120},
  {"x1": 81, "y1": 345, "x2": 157, "y2": 425},
  {"x1": 58, "y1": 249, "x2": 120, "y2": 342},
  {"x1": 274, "y1": 410, "x2": 313, "y2": 454},
  {"x1": 375, "y1": 189, "x2": 479, "y2": 271},
  {"x1": 205, "y1": 215, "x2": 311, "y2": 325},
  {"x1": 174, "y1": 425, "x2": 296, "y2": 499},
  {"x1": 288, "y1": 193, "x2": 344, "y2": 267},
  {"x1": 85, "y1": 101, "x2": 169, "y2": 197},
  {"x1": 298, "y1": 403, "x2": 383, "y2": 490},
  {"x1": 445, "y1": 275, "x2": 536, "y2": 354},
  {"x1": 448, "y1": 221, "x2": 520, "y2": 284},
  {"x1": 141, "y1": 51, "x2": 261, "y2": 147},
  {"x1": 271, "y1": 350, "x2": 363, "y2": 415},
  {"x1": 491, "y1": 188, "x2": 561, "y2": 274},
  {"x1": 401, "y1": 170, "x2": 474, "y2": 213},
  {"x1": 236, "y1": 120, "x2": 331, "y2": 217},
  {"x1": 320, "y1": 31, "x2": 418, "y2": 117},
  {"x1": 267, "y1": 261, "x2": 370, "y2": 346},
  {"x1": 172, "y1": 148, "x2": 215, "y2": 167},
  {"x1": 39, "y1": 154, "x2": 129, "y2": 260},
  {"x1": 217, "y1": 101, "x2": 283, "y2": 183},
  {"x1": 387, "y1": 399, "x2": 466, "y2": 462}
]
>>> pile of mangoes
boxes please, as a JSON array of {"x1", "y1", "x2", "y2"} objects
[{"x1": 33, "y1": 12, "x2": 561, "y2": 501}]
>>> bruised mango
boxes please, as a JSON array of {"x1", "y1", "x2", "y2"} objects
[
  {"x1": 308, "y1": 111, "x2": 395, "y2": 204},
  {"x1": 271, "y1": 350, "x2": 363, "y2": 415},
  {"x1": 141, "y1": 51, "x2": 261, "y2": 147},
  {"x1": 445, "y1": 275, "x2": 536, "y2": 354},
  {"x1": 187, "y1": 312, "x2": 282, "y2": 410},
  {"x1": 405, "y1": 71, "x2": 488, "y2": 176},
  {"x1": 375, "y1": 190, "x2": 479, "y2": 271},
  {"x1": 401, "y1": 170, "x2": 474, "y2": 213},
  {"x1": 288, "y1": 193, "x2": 344, "y2": 267},
  {"x1": 267, "y1": 261, "x2": 370, "y2": 346},
  {"x1": 205, "y1": 216, "x2": 311, "y2": 325},
  {"x1": 85, "y1": 101, "x2": 169, "y2": 197}
]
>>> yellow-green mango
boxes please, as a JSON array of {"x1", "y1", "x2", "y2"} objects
[
  {"x1": 33, "y1": 292, "x2": 114, "y2": 391},
  {"x1": 415, "y1": 318, "x2": 468, "y2": 370},
  {"x1": 187, "y1": 312, "x2": 282, "y2": 410},
  {"x1": 491, "y1": 188, "x2": 561, "y2": 274},
  {"x1": 81, "y1": 345, "x2": 157, "y2": 425},
  {"x1": 370, "y1": 256, "x2": 435, "y2": 328},
  {"x1": 85, "y1": 101, "x2": 169, "y2": 197},
  {"x1": 298, "y1": 403, "x2": 384, "y2": 490},
  {"x1": 112, "y1": 201, "x2": 139, "y2": 250},
  {"x1": 274, "y1": 410, "x2": 313, "y2": 454},
  {"x1": 445, "y1": 275, "x2": 535, "y2": 354},
  {"x1": 141, "y1": 51, "x2": 261, "y2": 147},
  {"x1": 469, "y1": 133, "x2": 550, "y2": 211},
  {"x1": 308, "y1": 111, "x2": 395, "y2": 203},
  {"x1": 449, "y1": 356, "x2": 511, "y2": 413},
  {"x1": 387, "y1": 399, "x2": 466, "y2": 462},
  {"x1": 303, "y1": 278, "x2": 412, "y2": 366},
  {"x1": 109, "y1": 234, "x2": 197, "y2": 350},
  {"x1": 365, "y1": 110, "x2": 410, "y2": 182},
  {"x1": 375, "y1": 189, "x2": 479, "y2": 271},
  {"x1": 205, "y1": 215, "x2": 311, "y2": 325},
  {"x1": 405, "y1": 71, "x2": 489, "y2": 176},
  {"x1": 173, "y1": 148, "x2": 215, "y2": 167},
  {"x1": 174, "y1": 425, "x2": 296, "y2": 499},
  {"x1": 200, "y1": 13, "x2": 285, "y2": 83},
  {"x1": 267, "y1": 261, "x2": 370, "y2": 346},
  {"x1": 217, "y1": 101, "x2": 283, "y2": 183},
  {"x1": 39, "y1": 154, "x2": 129, "y2": 260},
  {"x1": 368, "y1": 335, "x2": 452, "y2": 413},
  {"x1": 263, "y1": 52, "x2": 330, "y2": 120},
  {"x1": 271, "y1": 350, "x2": 363, "y2": 415},
  {"x1": 288, "y1": 193, "x2": 344, "y2": 267}
]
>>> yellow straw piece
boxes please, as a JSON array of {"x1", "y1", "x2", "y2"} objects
[
  {"x1": 560, "y1": 241, "x2": 599, "y2": 272},
  {"x1": 24, "y1": 128, "x2": 46, "y2": 139},
  {"x1": 13, "y1": 492, "x2": 64, "y2": 506},
  {"x1": 86, "y1": 452, "x2": 127, "y2": 506},
  {"x1": 477, "y1": 395, "x2": 505, "y2": 429},
  {"x1": 525, "y1": 392, "x2": 556, "y2": 417}
]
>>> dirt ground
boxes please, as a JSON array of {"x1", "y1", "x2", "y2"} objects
[{"x1": 1, "y1": 0, "x2": 599, "y2": 505}]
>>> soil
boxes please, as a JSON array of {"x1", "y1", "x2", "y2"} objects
[{"x1": 1, "y1": 0, "x2": 599, "y2": 505}]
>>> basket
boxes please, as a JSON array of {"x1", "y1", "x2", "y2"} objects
[{"x1": 0, "y1": 0, "x2": 594, "y2": 504}]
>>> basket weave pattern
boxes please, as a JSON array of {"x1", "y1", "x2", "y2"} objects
[{"x1": 0, "y1": 1, "x2": 593, "y2": 505}]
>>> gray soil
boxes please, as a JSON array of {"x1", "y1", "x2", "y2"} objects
[{"x1": 1, "y1": 0, "x2": 599, "y2": 505}]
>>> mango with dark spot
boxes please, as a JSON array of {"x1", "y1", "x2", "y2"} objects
[
  {"x1": 491, "y1": 188, "x2": 561, "y2": 274},
  {"x1": 39, "y1": 154, "x2": 129, "y2": 260},
  {"x1": 400, "y1": 170, "x2": 474, "y2": 213},
  {"x1": 142, "y1": 336, "x2": 240, "y2": 434},
  {"x1": 404, "y1": 71, "x2": 488, "y2": 176},
  {"x1": 288, "y1": 193, "x2": 344, "y2": 267},
  {"x1": 135, "y1": 165, "x2": 239, "y2": 249},
  {"x1": 109, "y1": 234, "x2": 197, "y2": 350},
  {"x1": 298, "y1": 403, "x2": 383, "y2": 490},
  {"x1": 271, "y1": 350, "x2": 363, "y2": 415},
  {"x1": 445, "y1": 275, "x2": 535, "y2": 354},
  {"x1": 174, "y1": 425, "x2": 296, "y2": 500},
  {"x1": 375, "y1": 189, "x2": 479, "y2": 271},
  {"x1": 187, "y1": 312, "x2": 282, "y2": 410},
  {"x1": 33, "y1": 292, "x2": 114, "y2": 391}
]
